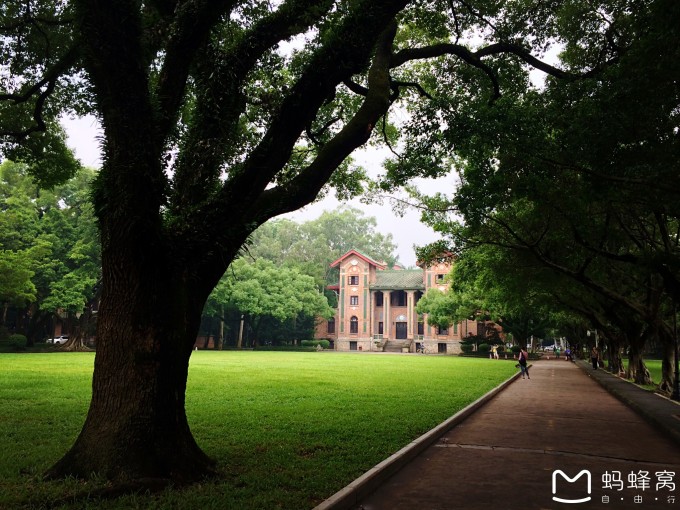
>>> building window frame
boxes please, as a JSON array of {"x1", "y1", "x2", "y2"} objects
[
  {"x1": 350, "y1": 316, "x2": 359, "y2": 334},
  {"x1": 348, "y1": 275, "x2": 359, "y2": 286},
  {"x1": 390, "y1": 290, "x2": 407, "y2": 307}
]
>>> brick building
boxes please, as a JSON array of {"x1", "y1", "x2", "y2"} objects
[{"x1": 316, "y1": 249, "x2": 478, "y2": 353}]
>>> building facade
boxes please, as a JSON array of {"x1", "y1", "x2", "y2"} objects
[{"x1": 316, "y1": 249, "x2": 478, "y2": 354}]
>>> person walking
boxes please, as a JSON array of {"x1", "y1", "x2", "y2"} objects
[
  {"x1": 491, "y1": 345, "x2": 499, "y2": 360},
  {"x1": 590, "y1": 346, "x2": 599, "y2": 369},
  {"x1": 518, "y1": 348, "x2": 530, "y2": 379}
]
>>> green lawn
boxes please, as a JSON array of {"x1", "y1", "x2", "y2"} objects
[{"x1": 0, "y1": 351, "x2": 516, "y2": 509}]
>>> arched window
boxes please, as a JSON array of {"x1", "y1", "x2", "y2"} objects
[{"x1": 350, "y1": 316, "x2": 359, "y2": 334}]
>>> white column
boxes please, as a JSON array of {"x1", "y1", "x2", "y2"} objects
[{"x1": 384, "y1": 291, "x2": 391, "y2": 339}]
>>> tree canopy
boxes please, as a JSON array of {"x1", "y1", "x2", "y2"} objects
[
  {"x1": 0, "y1": 160, "x2": 99, "y2": 346},
  {"x1": 408, "y1": 0, "x2": 680, "y2": 392},
  {"x1": 1, "y1": 0, "x2": 670, "y2": 489},
  {"x1": 203, "y1": 257, "x2": 333, "y2": 347},
  {"x1": 248, "y1": 206, "x2": 398, "y2": 284}
]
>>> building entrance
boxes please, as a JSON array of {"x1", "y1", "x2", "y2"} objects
[{"x1": 395, "y1": 322, "x2": 408, "y2": 339}]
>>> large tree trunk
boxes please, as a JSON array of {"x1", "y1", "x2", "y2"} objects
[
  {"x1": 604, "y1": 336, "x2": 625, "y2": 376},
  {"x1": 44, "y1": 0, "x2": 224, "y2": 481},
  {"x1": 46, "y1": 147, "x2": 224, "y2": 483},
  {"x1": 627, "y1": 332, "x2": 652, "y2": 385},
  {"x1": 658, "y1": 329, "x2": 676, "y2": 395},
  {"x1": 59, "y1": 310, "x2": 93, "y2": 352},
  {"x1": 46, "y1": 258, "x2": 217, "y2": 483}
]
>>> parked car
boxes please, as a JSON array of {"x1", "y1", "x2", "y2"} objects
[{"x1": 47, "y1": 335, "x2": 69, "y2": 345}]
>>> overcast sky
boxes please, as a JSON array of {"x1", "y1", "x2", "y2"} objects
[{"x1": 63, "y1": 115, "x2": 451, "y2": 267}]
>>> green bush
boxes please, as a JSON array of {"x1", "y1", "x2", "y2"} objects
[
  {"x1": 3, "y1": 334, "x2": 28, "y2": 352},
  {"x1": 510, "y1": 345, "x2": 521, "y2": 354},
  {"x1": 460, "y1": 343, "x2": 474, "y2": 354},
  {"x1": 478, "y1": 343, "x2": 490, "y2": 354}
]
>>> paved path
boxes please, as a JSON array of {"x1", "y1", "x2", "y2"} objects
[{"x1": 334, "y1": 359, "x2": 680, "y2": 510}]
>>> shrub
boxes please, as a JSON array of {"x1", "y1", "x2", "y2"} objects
[
  {"x1": 4, "y1": 334, "x2": 27, "y2": 351},
  {"x1": 510, "y1": 345, "x2": 521, "y2": 354},
  {"x1": 478, "y1": 343, "x2": 490, "y2": 354},
  {"x1": 460, "y1": 343, "x2": 474, "y2": 354}
]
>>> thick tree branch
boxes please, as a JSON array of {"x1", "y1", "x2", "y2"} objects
[
  {"x1": 250, "y1": 20, "x2": 400, "y2": 220},
  {"x1": 170, "y1": 0, "x2": 335, "y2": 211},
  {"x1": 210, "y1": 0, "x2": 408, "y2": 218},
  {"x1": 390, "y1": 39, "x2": 593, "y2": 102},
  {"x1": 154, "y1": 0, "x2": 238, "y2": 142},
  {"x1": 475, "y1": 42, "x2": 575, "y2": 79},
  {"x1": 392, "y1": 43, "x2": 502, "y2": 100}
]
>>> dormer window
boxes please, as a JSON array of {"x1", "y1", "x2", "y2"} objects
[{"x1": 348, "y1": 275, "x2": 359, "y2": 285}]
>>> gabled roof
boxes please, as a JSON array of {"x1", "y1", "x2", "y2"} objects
[
  {"x1": 329, "y1": 249, "x2": 387, "y2": 269},
  {"x1": 370, "y1": 269, "x2": 424, "y2": 290}
]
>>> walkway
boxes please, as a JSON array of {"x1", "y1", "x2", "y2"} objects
[{"x1": 317, "y1": 359, "x2": 680, "y2": 510}]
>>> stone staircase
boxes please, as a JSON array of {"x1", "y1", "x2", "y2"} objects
[{"x1": 383, "y1": 339, "x2": 412, "y2": 353}]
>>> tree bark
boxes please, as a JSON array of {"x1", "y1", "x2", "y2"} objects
[
  {"x1": 47, "y1": 253, "x2": 217, "y2": 482},
  {"x1": 659, "y1": 332, "x2": 676, "y2": 395},
  {"x1": 627, "y1": 333, "x2": 652, "y2": 386}
]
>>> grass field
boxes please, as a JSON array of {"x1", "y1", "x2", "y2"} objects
[{"x1": 0, "y1": 351, "x2": 516, "y2": 509}]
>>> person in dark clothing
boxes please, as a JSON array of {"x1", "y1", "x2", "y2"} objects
[
  {"x1": 591, "y1": 346, "x2": 599, "y2": 369},
  {"x1": 519, "y1": 348, "x2": 530, "y2": 379}
]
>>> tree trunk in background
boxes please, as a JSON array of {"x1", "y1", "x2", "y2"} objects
[
  {"x1": 659, "y1": 339, "x2": 676, "y2": 395},
  {"x1": 627, "y1": 336, "x2": 652, "y2": 386}
]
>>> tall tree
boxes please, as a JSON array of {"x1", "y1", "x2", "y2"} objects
[
  {"x1": 204, "y1": 258, "x2": 333, "y2": 347},
  {"x1": 0, "y1": 249, "x2": 36, "y2": 323},
  {"x1": 1, "y1": 0, "x2": 639, "y2": 486},
  {"x1": 0, "y1": 161, "x2": 99, "y2": 344},
  {"x1": 247, "y1": 206, "x2": 399, "y2": 291}
]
